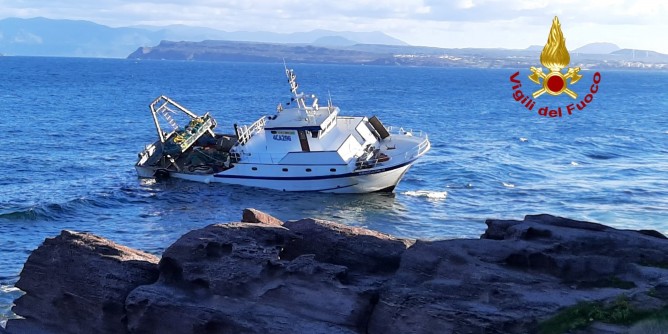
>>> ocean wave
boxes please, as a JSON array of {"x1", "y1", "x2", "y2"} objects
[
  {"x1": 502, "y1": 182, "x2": 515, "y2": 188},
  {"x1": 0, "y1": 205, "x2": 66, "y2": 221},
  {"x1": 0, "y1": 197, "x2": 112, "y2": 221},
  {"x1": 403, "y1": 190, "x2": 448, "y2": 200}
]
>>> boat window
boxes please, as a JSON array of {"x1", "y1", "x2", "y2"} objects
[
  {"x1": 252, "y1": 167, "x2": 258, "y2": 171},
  {"x1": 282, "y1": 168, "x2": 288, "y2": 172},
  {"x1": 306, "y1": 168, "x2": 312, "y2": 172},
  {"x1": 330, "y1": 168, "x2": 336, "y2": 172},
  {"x1": 355, "y1": 129, "x2": 365, "y2": 144},
  {"x1": 311, "y1": 131, "x2": 319, "y2": 138}
]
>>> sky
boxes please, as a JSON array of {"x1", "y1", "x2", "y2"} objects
[{"x1": 0, "y1": 0, "x2": 667, "y2": 53}]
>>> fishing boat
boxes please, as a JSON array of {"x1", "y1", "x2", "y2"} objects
[{"x1": 135, "y1": 67, "x2": 430, "y2": 193}]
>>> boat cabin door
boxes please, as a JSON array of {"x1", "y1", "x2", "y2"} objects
[{"x1": 298, "y1": 130, "x2": 310, "y2": 152}]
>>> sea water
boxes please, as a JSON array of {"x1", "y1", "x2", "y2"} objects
[{"x1": 1, "y1": 57, "x2": 667, "y2": 324}]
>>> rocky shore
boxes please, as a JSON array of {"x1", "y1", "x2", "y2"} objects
[{"x1": 4, "y1": 209, "x2": 668, "y2": 333}]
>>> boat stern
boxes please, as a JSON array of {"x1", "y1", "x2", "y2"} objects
[{"x1": 135, "y1": 142, "x2": 161, "y2": 178}]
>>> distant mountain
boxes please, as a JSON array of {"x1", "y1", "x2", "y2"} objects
[
  {"x1": 130, "y1": 24, "x2": 232, "y2": 42},
  {"x1": 0, "y1": 17, "x2": 153, "y2": 57},
  {"x1": 279, "y1": 29, "x2": 408, "y2": 46},
  {"x1": 611, "y1": 48, "x2": 667, "y2": 61},
  {"x1": 0, "y1": 17, "x2": 408, "y2": 57},
  {"x1": 312, "y1": 36, "x2": 358, "y2": 47},
  {"x1": 572, "y1": 42, "x2": 620, "y2": 54},
  {"x1": 525, "y1": 45, "x2": 543, "y2": 51},
  {"x1": 145, "y1": 26, "x2": 409, "y2": 46}
]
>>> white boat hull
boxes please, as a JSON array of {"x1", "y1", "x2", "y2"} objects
[{"x1": 135, "y1": 160, "x2": 416, "y2": 193}]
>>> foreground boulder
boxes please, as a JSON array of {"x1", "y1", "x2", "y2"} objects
[
  {"x1": 125, "y1": 219, "x2": 410, "y2": 334},
  {"x1": 6, "y1": 231, "x2": 159, "y2": 334},
  {"x1": 6, "y1": 211, "x2": 668, "y2": 333},
  {"x1": 368, "y1": 215, "x2": 668, "y2": 333}
]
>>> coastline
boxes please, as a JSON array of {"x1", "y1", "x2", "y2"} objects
[{"x1": 124, "y1": 40, "x2": 668, "y2": 71}]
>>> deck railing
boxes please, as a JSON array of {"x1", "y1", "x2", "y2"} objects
[
  {"x1": 385, "y1": 126, "x2": 426, "y2": 138},
  {"x1": 355, "y1": 134, "x2": 430, "y2": 170},
  {"x1": 236, "y1": 116, "x2": 266, "y2": 145},
  {"x1": 406, "y1": 136, "x2": 431, "y2": 160}
]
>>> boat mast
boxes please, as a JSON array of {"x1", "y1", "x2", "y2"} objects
[{"x1": 284, "y1": 62, "x2": 306, "y2": 110}]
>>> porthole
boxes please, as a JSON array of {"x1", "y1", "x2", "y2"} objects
[
  {"x1": 306, "y1": 168, "x2": 312, "y2": 172},
  {"x1": 330, "y1": 168, "x2": 336, "y2": 172},
  {"x1": 251, "y1": 167, "x2": 258, "y2": 171},
  {"x1": 282, "y1": 168, "x2": 288, "y2": 172}
]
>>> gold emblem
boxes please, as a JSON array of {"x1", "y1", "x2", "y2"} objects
[{"x1": 528, "y1": 16, "x2": 581, "y2": 99}]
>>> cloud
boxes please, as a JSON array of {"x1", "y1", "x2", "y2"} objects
[
  {"x1": 0, "y1": 0, "x2": 666, "y2": 52},
  {"x1": 1, "y1": 0, "x2": 665, "y2": 27}
]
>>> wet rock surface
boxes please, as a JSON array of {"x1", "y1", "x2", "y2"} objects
[{"x1": 6, "y1": 210, "x2": 668, "y2": 333}]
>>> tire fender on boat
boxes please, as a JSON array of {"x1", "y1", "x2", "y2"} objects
[{"x1": 154, "y1": 169, "x2": 170, "y2": 180}]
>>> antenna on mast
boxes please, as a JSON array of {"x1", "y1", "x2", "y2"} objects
[
  {"x1": 282, "y1": 58, "x2": 290, "y2": 84},
  {"x1": 327, "y1": 90, "x2": 333, "y2": 113},
  {"x1": 283, "y1": 61, "x2": 305, "y2": 109}
]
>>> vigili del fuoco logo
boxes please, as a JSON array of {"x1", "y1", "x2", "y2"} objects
[{"x1": 510, "y1": 16, "x2": 601, "y2": 117}]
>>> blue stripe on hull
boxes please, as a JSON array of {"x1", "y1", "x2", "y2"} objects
[{"x1": 212, "y1": 159, "x2": 416, "y2": 181}]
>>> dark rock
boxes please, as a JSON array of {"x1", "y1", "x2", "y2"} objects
[
  {"x1": 650, "y1": 280, "x2": 668, "y2": 300},
  {"x1": 629, "y1": 319, "x2": 668, "y2": 334},
  {"x1": 483, "y1": 215, "x2": 610, "y2": 242},
  {"x1": 524, "y1": 214, "x2": 610, "y2": 231},
  {"x1": 282, "y1": 218, "x2": 413, "y2": 276},
  {"x1": 6, "y1": 230, "x2": 159, "y2": 334},
  {"x1": 242, "y1": 208, "x2": 284, "y2": 226},
  {"x1": 636, "y1": 229, "x2": 667, "y2": 239},
  {"x1": 584, "y1": 322, "x2": 628, "y2": 334},
  {"x1": 367, "y1": 238, "x2": 551, "y2": 334},
  {"x1": 154, "y1": 222, "x2": 296, "y2": 295},
  {"x1": 486, "y1": 215, "x2": 668, "y2": 284},
  {"x1": 125, "y1": 221, "x2": 385, "y2": 334},
  {"x1": 627, "y1": 292, "x2": 667, "y2": 313},
  {"x1": 8, "y1": 212, "x2": 668, "y2": 334},
  {"x1": 480, "y1": 218, "x2": 522, "y2": 240},
  {"x1": 369, "y1": 214, "x2": 668, "y2": 333}
]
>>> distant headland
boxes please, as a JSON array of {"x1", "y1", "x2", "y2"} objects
[{"x1": 127, "y1": 39, "x2": 668, "y2": 70}]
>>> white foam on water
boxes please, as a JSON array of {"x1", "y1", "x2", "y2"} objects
[
  {"x1": 502, "y1": 182, "x2": 515, "y2": 188},
  {"x1": 0, "y1": 285, "x2": 20, "y2": 294},
  {"x1": 1, "y1": 284, "x2": 23, "y2": 328},
  {"x1": 570, "y1": 161, "x2": 579, "y2": 166},
  {"x1": 403, "y1": 190, "x2": 448, "y2": 200},
  {"x1": 519, "y1": 137, "x2": 528, "y2": 142}
]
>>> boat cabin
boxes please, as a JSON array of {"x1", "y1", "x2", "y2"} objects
[{"x1": 230, "y1": 70, "x2": 381, "y2": 167}]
